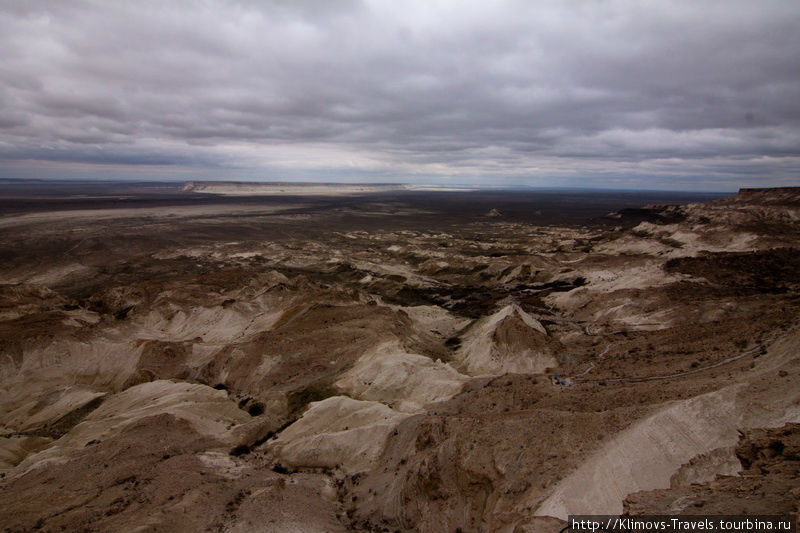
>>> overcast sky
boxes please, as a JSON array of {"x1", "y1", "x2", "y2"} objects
[{"x1": 1, "y1": 0, "x2": 798, "y2": 191}]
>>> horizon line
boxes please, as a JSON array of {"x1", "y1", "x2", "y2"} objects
[{"x1": 0, "y1": 177, "x2": 738, "y2": 195}]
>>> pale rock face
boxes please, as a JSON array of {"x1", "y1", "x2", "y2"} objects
[
  {"x1": 2, "y1": 389, "x2": 106, "y2": 433},
  {"x1": 0, "y1": 435, "x2": 51, "y2": 475},
  {"x1": 391, "y1": 304, "x2": 471, "y2": 339},
  {"x1": 667, "y1": 446, "x2": 741, "y2": 488},
  {"x1": 12, "y1": 380, "x2": 252, "y2": 476},
  {"x1": 454, "y1": 304, "x2": 557, "y2": 375},
  {"x1": 268, "y1": 396, "x2": 411, "y2": 473},
  {"x1": 596, "y1": 219, "x2": 764, "y2": 259},
  {"x1": 335, "y1": 341, "x2": 469, "y2": 413},
  {"x1": 532, "y1": 385, "x2": 800, "y2": 519},
  {"x1": 135, "y1": 300, "x2": 285, "y2": 344},
  {"x1": 531, "y1": 328, "x2": 800, "y2": 519}
]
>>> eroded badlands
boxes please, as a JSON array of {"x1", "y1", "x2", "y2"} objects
[{"x1": 0, "y1": 186, "x2": 798, "y2": 532}]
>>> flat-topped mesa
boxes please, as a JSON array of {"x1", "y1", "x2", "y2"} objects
[
  {"x1": 714, "y1": 186, "x2": 800, "y2": 206},
  {"x1": 653, "y1": 186, "x2": 800, "y2": 234},
  {"x1": 182, "y1": 181, "x2": 411, "y2": 196}
]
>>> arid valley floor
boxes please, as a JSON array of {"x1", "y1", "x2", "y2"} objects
[{"x1": 0, "y1": 183, "x2": 798, "y2": 532}]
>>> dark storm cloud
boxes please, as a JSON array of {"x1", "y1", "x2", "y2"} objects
[{"x1": 0, "y1": 0, "x2": 798, "y2": 189}]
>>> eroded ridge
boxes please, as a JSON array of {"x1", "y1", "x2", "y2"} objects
[{"x1": 0, "y1": 186, "x2": 798, "y2": 531}]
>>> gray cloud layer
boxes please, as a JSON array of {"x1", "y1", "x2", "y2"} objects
[{"x1": 1, "y1": 0, "x2": 798, "y2": 190}]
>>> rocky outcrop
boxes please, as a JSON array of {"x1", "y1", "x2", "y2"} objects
[
  {"x1": 533, "y1": 326, "x2": 800, "y2": 519},
  {"x1": 335, "y1": 341, "x2": 469, "y2": 413},
  {"x1": 625, "y1": 423, "x2": 800, "y2": 516},
  {"x1": 267, "y1": 396, "x2": 411, "y2": 474},
  {"x1": 454, "y1": 304, "x2": 560, "y2": 375}
]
